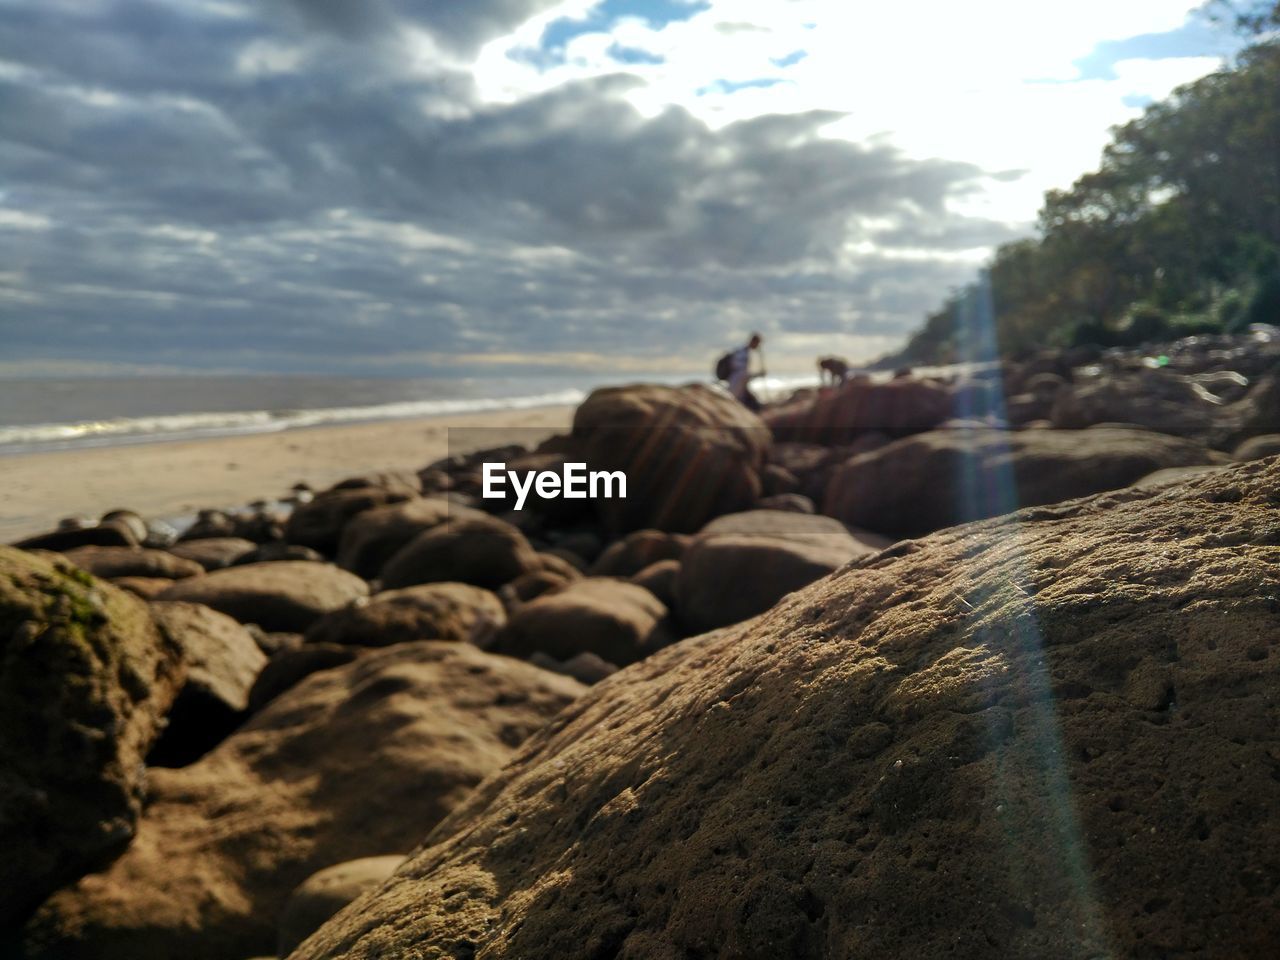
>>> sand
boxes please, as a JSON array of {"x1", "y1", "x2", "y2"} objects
[{"x1": 0, "y1": 406, "x2": 574, "y2": 542}]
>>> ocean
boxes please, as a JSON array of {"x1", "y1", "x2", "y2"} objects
[{"x1": 0, "y1": 373, "x2": 822, "y2": 456}]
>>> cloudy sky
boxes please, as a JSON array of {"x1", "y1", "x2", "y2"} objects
[{"x1": 0, "y1": 0, "x2": 1241, "y2": 378}]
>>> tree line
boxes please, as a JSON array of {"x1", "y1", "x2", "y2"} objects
[{"x1": 891, "y1": 2, "x2": 1280, "y2": 364}]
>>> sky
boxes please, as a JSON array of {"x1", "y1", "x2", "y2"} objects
[{"x1": 0, "y1": 0, "x2": 1244, "y2": 378}]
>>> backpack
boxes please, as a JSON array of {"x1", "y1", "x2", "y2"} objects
[{"x1": 714, "y1": 351, "x2": 734, "y2": 382}]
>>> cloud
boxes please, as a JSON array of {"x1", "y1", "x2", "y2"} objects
[{"x1": 0, "y1": 0, "x2": 1237, "y2": 376}]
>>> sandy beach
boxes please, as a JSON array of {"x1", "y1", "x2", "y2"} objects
[{"x1": 0, "y1": 405, "x2": 574, "y2": 542}]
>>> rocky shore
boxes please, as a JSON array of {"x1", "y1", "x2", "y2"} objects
[{"x1": 4, "y1": 329, "x2": 1280, "y2": 958}]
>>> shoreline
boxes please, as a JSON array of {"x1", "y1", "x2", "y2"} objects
[{"x1": 0, "y1": 405, "x2": 575, "y2": 542}]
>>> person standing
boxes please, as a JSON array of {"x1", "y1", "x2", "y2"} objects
[{"x1": 722, "y1": 332, "x2": 764, "y2": 411}]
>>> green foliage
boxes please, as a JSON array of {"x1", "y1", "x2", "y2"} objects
[{"x1": 898, "y1": 35, "x2": 1280, "y2": 360}]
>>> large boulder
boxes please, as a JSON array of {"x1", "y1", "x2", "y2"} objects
[
  {"x1": 1049, "y1": 372, "x2": 1222, "y2": 439},
  {"x1": 335, "y1": 498, "x2": 483, "y2": 579},
  {"x1": 491, "y1": 578, "x2": 672, "y2": 666},
  {"x1": 293, "y1": 460, "x2": 1280, "y2": 960},
  {"x1": 569, "y1": 383, "x2": 770, "y2": 534},
  {"x1": 22, "y1": 642, "x2": 584, "y2": 960},
  {"x1": 147, "y1": 601, "x2": 268, "y2": 766},
  {"x1": 304, "y1": 583, "x2": 506, "y2": 648},
  {"x1": 60, "y1": 546, "x2": 204, "y2": 581},
  {"x1": 379, "y1": 516, "x2": 541, "y2": 591},
  {"x1": 675, "y1": 511, "x2": 889, "y2": 633},
  {"x1": 824, "y1": 426, "x2": 1224, "y2": 539},
  {"x1": 0, "y1": 547, "x2": 185, "y2": 929},
  {"x1": 764, "y1": 376, "x2": 955, "y2": 444},
  {"x1": 157, "y1": 562, "x2": 369, "y2": 632}
]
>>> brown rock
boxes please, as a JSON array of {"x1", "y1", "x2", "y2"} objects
[
  {"x1": 168, "y1": 537, "x2": 256, "y2": 571},
  {"x1": 110, "y1": 576, "x2": 176, "y2": 599},
  {"x1": 335, "y1": 498, "x2": 480, "y2": 579},
  {"x1": 278, "y1": 856, "x2": 405, "y2": 957},
  {"x1": 62, "y1": 545, "x2": 204, "y2": 580},
  {"x1": 247, "y1": 642, "x2": 359, "y2": 712},
  {"x1": 630, "y1": 558, "x2": 680, "y2": 609},
  {"x1": 764, "y1": 376, "x2": 954, "y2": 443},
  {"x1": 590, "y1": 529, "x2": 690, "y2": 577},
  {"x1": 305, "y1": 583, "x2": 506, "y2": 648},
  {"x1": 147, "y1": 601, "x2": 268, "y2": 766},
  {"x1": 824, "y1": 426, "x2": 1224, "y2": 539},
  {"x1": 23, "y1": 642, "x2": 584, "y2": 960},
  {"x1": 1235, "y1": 433, "x2": 1280, "y2": 461},
  {"x1": 570, "y1": 383, "x2": 770, "y2": 533},
  {"x1": 292, "y1": 460, "x2": 1280, "y2": 960},
  {"x1": 286, "y1": 487, "x2": 415, "y2": 555},
  {"x1": 157, "y1": 561, "x2": 369, "y2": 632},
  {"x1": 492, "y1": 578, "x2": 672, "y2": 666},
  {"x1": 379, "y1": 516, "x2": 541, "y2": 591},
  {"x1": 0, "y1": 547, "x2": 184, "y2": 928},
  {"x1": 12, "y1": 521, "x2": 138, "y2": 552}
]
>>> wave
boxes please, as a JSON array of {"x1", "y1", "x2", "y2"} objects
[{"x1": 0, "y1": 388, "x2": 587, "y2": 454}]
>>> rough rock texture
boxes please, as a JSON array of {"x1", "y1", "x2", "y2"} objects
[
  {"x1": 61, "y1": 546, "x2": 204, "y2": 581},
  {"x1": 764, "y1": 377, "x2": 955, "y2": 444},
  {"x1": 569, "y1": 383, "x2": 770, "y2": 534},
  {"x1": 335, "y1": 498, "x2": 479, "y2": 579},
  {"x1": 23, "y1": 642, "x2": 584, "y2": 960},
  {"x1": 379, "y1": 516, "x2": 541, "y2": 591},
  {"x1": 285, "y1": 486, "x2": 415, "y2": 555},
  {"x1": 157, "y1": 562, "x2": 369, "y2": 632},
  {"x1": 825, "y1": 426, "x2": 1223, "y2": 539},
  {"x1": 147, "y1": 601, "x2": 268, "y2": 766},
  {"x1": 0, "y1": 547, "x2": 184, "y2": 930},
  {"x1": 304, "y1": 583, "x2": 507, "y2": 648},
  {"x1": 278, "y1": 856, "x2": 405, "y2": 958},
  {"x1": 167, "y1": 537, "x2": 257, "y2": 571},
  {"x1": 293, "y1": 460, "x2": 1280, "y2": 960},
  {"x1": 590, "y1": 530, "x2": 691, "y2": 577},
  {"x1": 676, "y1": 512, "x2": 884, "y2": 633},
  {"x1": 492, "y1": 578, "x2": 672, "y2": 666}
]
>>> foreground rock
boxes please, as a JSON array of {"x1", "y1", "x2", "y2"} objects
[
  {"x1": 492, "y1": 578, "x2": 672, "y2": 666},
  {"x1": 569, "y1": 383, "x2": 770, "y2": 533},
  {"x1": 295, "y1": 460, "x2": 1280, "y2": 960},
  {"x1": 157, "y1": 561, "x2": 368, "y2": 632},
  {"x1": 825, "y1": 425, "x2": 1224, "y2": 538},
  {"x1": 0, "y1": 547, "x2": 184, "y2": 930},
  {"x1": 23, "y1": 642, "x2": 583, "y2": 960},
  {"x1": 304, "y1": 583, "x2": 506, "y2": 648}
]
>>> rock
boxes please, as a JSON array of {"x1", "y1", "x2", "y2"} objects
[
  {"x1": 147, "y1": 601, "x2": 268, "y2": 766},
  {"x1": 62, "y1": 545, "x2": 204, "y2": 581},
  {"x1": 233, "y1": 541, "x2": 325, "y2": 565},
  {"x1": 1130, "y1": 464, "x2": 1232, "y2": 490},
  {"x1": 1235, "y1": 433, "x2": 1280, "y2": 461},
  {"x1": 335, "y1": 498, "x2": 479, "y2": 580},
  {"x1": 492, "y1": 578, "x2": 672, "y2": 666},
  {"x1": 23, "y1": 643, "x2": 584, "y2": 960},
  {"x1": 533, "y1": 551, "x2": 583, "y2": 581},
  {"x1": 570, "y1": 383, "x2": 770, "y2": 533},
  {"x1": 1050, "y1": 373, "x2": 1221, "y2": 439},
  {"x1": 247, "y1": 643, "x2": 359, "y2": 713},
  {"x1": 285, "y1": 487, "x2": 415, "y2": 555},
  {"x1": 676, "y1": 511, "x2": 883, "y2": 632},
  {"x1": 177, "y1": 509, "x2": 238, "y2": 542},
  {"x1": 379, "y1": 516, "x2": 541, "y2": 591},
  {"x1": 824, "y1": 426, "x2": 1225, "y2": 539},
  {"x1": 499, "y1": 570, "x2": 575, "y2": 611},
  {"x1": 630, "y1": 558, "x2": 680, "y2": 609},
  {"x1": 330, "y1": 471, "x2": 421, "y2": 497},
  {"x1": 0, "y1": 547, "x2": 184, "y2": 929},
  {"x1": 549, "y1": 529, "x2": 604, "y2": 564},
  {"x1": 168, "y1": 537, "x2": 257, "y2": 571},
  {"x1": 157, "y1": 562, "x2": 369, "y2": 632},
  {"x1": 590, "y1": 530, "x2": 690, "y2": 577},
  {"x1": 764, "y1": 377, "x2": 954, "y2": 444},
  {"x1": 12, "y1": 521, "x2": 137, "y2": 552},
  {"x1": 110, "y1": 576, "x2": 177, "y2": 600},
  {"x1": 755, "y1": 492, "x2": 816, "y2": 514},
  {"x1": 528, "y1": 650, "x2": 619, "y2": 686},
  {"x1": 98, "y1": 509, "x2": 149, "y2": 543},
  {"x1": 304, "y1": 583, "x2": 507, "y2": 649},
  {"x1": 277, "y1": 856, "x2": 405, "y2": 958},
  {"x1": 291, "y1": 460, "x2": 1280, "y2": 960}
]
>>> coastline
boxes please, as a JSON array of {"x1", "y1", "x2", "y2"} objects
[{"x1": 0, "y1": 405, "x2": 575, "y2": 542}]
